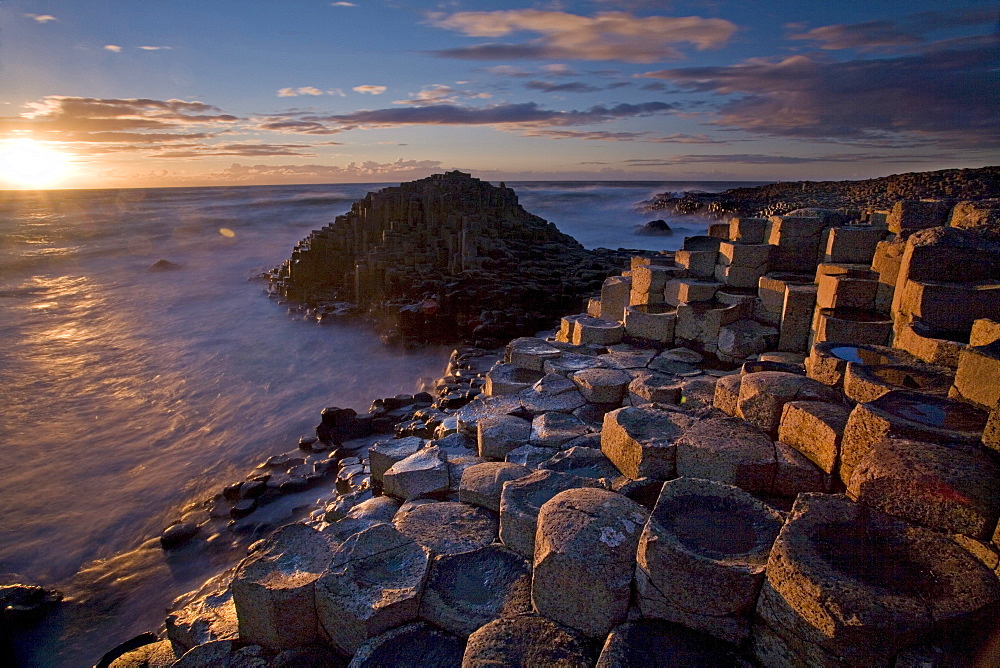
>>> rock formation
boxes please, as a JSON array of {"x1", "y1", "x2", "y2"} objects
[{"x1": 270, "y1": 171, "x2": 630, "y2": 345}]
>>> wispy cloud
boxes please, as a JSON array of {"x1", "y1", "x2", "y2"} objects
[
  {"x1": 392, "y1": 85, "x2": 491, "y2": 106},
  {"x1": 217, "y1": 159, "x2": 446, "y2": 183},
  {"x1": 788, "y1": 7, "x2": 1000, "y2": 52},
  {"x1": 269, "y1": 100, "x2": 674, "y2": 134},
  {"x1": 24, "y1": 13, "x2": 57, "y2": 23},
  {"x1": 428, "y1": 10, "x2": 738, "y2": 63},
  {"x1": 153, "y1": 142, "x2": 319, "y2": 158},
  {"x1": 277, "y1": 86, "x2": 330, "y2": 97},
  {"x1": 638, "y1": 42, "x2": 1000, "y2": 147},
  {"x1": 518, "y1": 129, "x2": 726, "y2": 143},
  {"x1": 525, "y1": 80, "x2": 602, "y2": 93},
  {"x1": 353, "y1": 85, "x2": 387, "y2": 95},
  {"x1": 623, "y1": 153, "x2": 946, "y2": 166},
  {"x1": 483, "y1": 65, "x2": 533, "y2": 77},
  {"x1": 138, "y1": 46, "x2": 172, "y2": 51},
  {"x1": 104, "y1": 45, "x2": 123, "y2": 53},
  {"x1": 331, "y1": 1, "x2": 356, "y2": 6}
]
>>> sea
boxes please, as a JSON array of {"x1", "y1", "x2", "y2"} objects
[{"x1": 0, "y1": 179, "x2": 758, "y2": 666}]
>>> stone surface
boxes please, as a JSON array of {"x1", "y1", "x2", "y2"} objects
[
  {"x1": 777, "y1": 283, "x2": 818, "y2": 352},
  {"x1": 805, "y1": 341, "x2": 907, "y2": 387},
  {"x1": 675, "y1": 417, "x2": 777, "y2": 493},
  {"x1": 839, "y1": 390, "x2": 989, "y2": 485},
  {"x1": 348, "y1": 622, "x2": 465, "y2": 668},
  {"x1": 539, "y1": 446, "x2": 622, "y2": 481},
  {"x1": 675, "y1": 249, "x2": 717, "y2": 279},
  {"x1": 477, "y1": 414, "x2": 532, "y2": 460},
  {"x1": 345, "y1": 495, "x2": 402, "y2": 523},
  {"x1": 315, "y1": 523, "x2": 431, "y2": 655},
  {"x1": 600, "y1": 275, "x2": 632, "y2": 322},
  {"x1": 951, "y1": 342, "x2": 1000, "y2": 410},
  {"x1": 637, "y1": 478, "x2": 784, "y2": 644},
  {"x1": 231, "y1": 523, "x2": 334, "y2": 652},
  {"x1": 455, "y1": 394, "x2": 523, "y2": 437},
  {"x1": 843, "y1": 361, "x2": 952, "y2": 404},
  {"x1": 393, "y1": 501, "x2": 498, "y2": 555},
  {"x1": 596, "y1": 620, "x2": 740, "y2": 668},
  {"x1": 368, "y1": 436, "x2": 425, "y2": 484},
  {"x1": 755, "y1": 493, "x2": 1000, "y2": 667},
  {"x1": 543, "y1": 352, "x2": 607, "y2": 377},
  {"x1": 532, "y1": 488, "x2": 649, "y2": 637},
  {"x1": 628, "y1": 371, "x2": 683, "y2": 405},
  {"x1": 767, "y1": 213, "x2": 828, "y2": 273},
  {"x1": 777, "y1": 400, "x2": 851, "y2": 475},
  {"x1": 498, "y1": 469, "x2": 603, "y2": 559},
  {"x1": 571, "y1": 316, "x2": 624, "y2": 346},
  {"x1": 623, "y1": 303, "x2": 676, "y2": 343},
  {"x1": 664, "y1": 278, "x2": 722, "y2": 306},
  {"x1": 484, "y1": 363, "x2": 544, "y2": 396},
  {"x1": 108, "y1": 640, "x2": 177, "y2": 668},
  {"x1": 459, "y1": 462, "x2": 531, "y2": 512},
  {"x1": 717, "y1": 319, "x2": 778, "y2": 360},
  {"x1": 519, "y1": 373, "x2": 587, "y2": 414},
  {"x1": 773, "y1": 440, "x2": 830, "y2": 496},
  {"x1": 506, "y1": 337, "x2": 562, "y2": 372},
  {"x1": 571, "y1": 367, "x2": 632, "y2": 404},
  {"x1": 505, "y1": 444, "x2": 556, "y2": 469},
  {"x1": 462, "y1": 615, "x2": 590, "y2": 668},
  {"x1": 601, "y1": 405, "x2": 695, "y2": 480},
  {"x1": 382, "y1": 446, "x2": 450, "y2": 500},
  {"x1": 712, "y1": 373, "x2": 742, "y2": 416},
  {"x1": 824, "y1": 226, "x2": 886, "y2": 264},
  {"x1": 736, "y1": 371, "x2": 843, "y2": 437},
  {"x1": 419, "y1": 545, "x2": 532, "y2": 637},
  {"x1": 166, "y1": 571, "x2": 238, "y2": 654},
  {"x1": 848, "y1": 437, "x2": 1000, "y2": 539}
]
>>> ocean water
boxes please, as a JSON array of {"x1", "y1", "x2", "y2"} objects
[{"x1": 0, "y1": 179, "x2": 748, "y2": 665}]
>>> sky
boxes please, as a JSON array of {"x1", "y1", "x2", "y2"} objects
[{"x1": 0, "y1": 0, "x2": 997, "y2": 188}]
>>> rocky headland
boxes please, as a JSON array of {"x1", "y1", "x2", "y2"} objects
[
  {"x1": 33, "y1": 172, "x2": 1000, "y2": 667},
  {"x1": 269, "y1": 171, "x2": 634, "y2": 347},
  {"x1": 643, "y1": 165, "x2": 1000, "y2": 221}
]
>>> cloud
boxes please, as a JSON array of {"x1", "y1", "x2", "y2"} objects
[
  {"x1": 541, "y1": 64, "x2": 577, "y2": 76},
  {"x1": 24, "y1": 13, "x2": 57, "y2": 23},
  {"x1": 215, "y1": 159, "x2": 447, "y2": 183},
  {"x1": 517, "y1": 129, "x2": 726, "y2": 143},
  {"x1": 525, "y1": 80, "x2": 602, "y2": 93},
  {"x1": 1, "y1": 97, "x2": 239, "y2": 148},
  {"x1": 622, "y1": 153, "x2": 948, "y2": 166},
  {"x1": 153, "y1": 142, "x2": 319, "y2": 158},
  {"x1": 139, "y1": 46, "x2": 172, "y2": 51},
  {"x1": 278, "y1": 86, "x2": 331, "y2": 97},
  {"x1": 104, "y1": 45, "x2": 123, "y2": 53},
  {"x1": 428, "y1": 10, "x2": 737, "y2": 63},
  {"x1": 258, "y1": 119, "x2": 340, "y2": 135},
  {"x1": 276, "y1": 100, "x2": 674, "y2": 133},
  {"x1": 638, "y1": 43, "x2": 1000, "y2": 146},
  {"x1": 392, "y1": 84, "x2": 492, "y2": 106},
  {"x1": 789, "y1": 8, "x2": 1000, "y2": 52},
  {"x1": 331, "y1": 1, "x2": 356, "y2": 6},
  {"x1": 353, "y1": 85, "x2": 387, "y2": 95},
  {"x1": 483, "y1": 65, "x2": 533, "y2": 77}
]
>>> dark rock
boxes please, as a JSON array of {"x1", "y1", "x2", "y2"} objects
[
  {"x1": 94, "y1": 632, "x2": 163, "y2": 668},
  {"x1": 148, "y1": 259, "x2": 181, "y2": 272},
  {"x1": 0, "y1": 583, "x2": 63, "y2": 626},
  {"x1": 348, "y1": 622, "x2": 465, "y2": 668},
  {"x1": 160, "y1": 522, "x2": 199, "y2": 549},
  {"x1": 462, "y1": 615, "x2": 590, "y2": 667},
  {"x1": 637, "y1": 219, "x2": 673, "y2": 236}
]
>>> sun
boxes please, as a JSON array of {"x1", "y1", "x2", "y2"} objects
[{"x1": 0, "y1": 138, "x2": 72, "y2": 188}]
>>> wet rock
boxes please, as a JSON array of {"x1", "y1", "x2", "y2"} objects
[
  {"x1": 459, "y1": 462, "x2": 531, "y2": 512},
  {"x1": 638, "y1": 219, "x2": 673, "y2": 236},
  {"x1": 393, "y1": 501, "x2": 498, "y2": 555},
  {"x1": 231, "y1": 523, "x2": 335, "y2": 652},
  {"x1": 462, "y1": 615, "x2": 590, "y2": 668},
  {"x1": 419, "y1": 544, "x2": 532, "y2": 637},
  {"x1": 675, "y1": 417, "x2": 777, "y2": 493},
  {"x1": 601, "y1": 405, "x2": 695, "y2": 480},
  {"x1": 148, "y1": 259, "x2": 181, "y2": 272},
  {"x1": 529, "y1": 411, "x2": 589, "y2": 449},
  {"x1": 382, "y1": 446, "x2": 450, "y2": 500},
  {"x1": 637, "y1": 478, "x2": 784, "y2": 644},
  {"x1": 477, "y1": 414, "x2": 532, "y2": 459},
  {"x1": 349, "y1": 622, "x2": 465, "y2": 668},
  {"x1": 315, "y1": 523, "x2": 431, "y2": 655},
  {"x1": 106, "y1": 638, "x2": 176, "y2": 667},
  {"x1": 499, "y1": 469, "x2": 604, "y2": 559},
  {"x1": 754, "y1": 493, "x2": 1000, "y2": 667},
  {"x1": 160, "y1": 522, "x2": 199, "y2": 550},
  {"x1": 533, "y1": 488, "x2": 649, "y2": 637},
  {"x1": 596, "y1": 620, "x2": 740, "y2": 668},
  {"x1": 166, "y1": 571, "x2": 238, "y2": 654},
  {"x1": 848, "y1": 437, "x2": 1000, "y2": 539},
  {"x1": 736, "y1": 371, "x2": 842, "y2": 437}
]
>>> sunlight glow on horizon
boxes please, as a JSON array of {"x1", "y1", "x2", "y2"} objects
[{"x1": 0, "y1": 139, "x2": 74, "y2": 189}]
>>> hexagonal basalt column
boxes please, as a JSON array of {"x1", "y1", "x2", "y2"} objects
[
  {"x1": 636, "y1": 478, "x2": 784, "y2": 644},
  {"x1": 675, "y1": 417, "x2": 777, "y2": 493},
  {"x1": 629, "y1": 371, "x2": 683, "y2": 406},
  {"x1": 623, "y1": 303, "x2": 676, "y2": 343},
  {"x1": 571, "y1": 367, "x2": 631, "y2": 404},
  {"x1": 462, "y1": 615, "x2": 590, "y2": 668},
  {"x1": 459, "y1": 461, "x2": 531, "y2": 512},
  {"x1": 601, "y1": 405, "x2": 696, "y2": 480},
  {"x1": 777, "y1": 400, "x2": 851, "y2": 475},
  {"x1": 753, "y1": 493, "x2": 1000, "y2": 667},
  {"x1": 847, "y1": 437, "x2": 1000, "y2": 539},
  {"x1": 571, "y1": 316, "x2": 624, "y2": 346},
  {"x1": 839, "y1": 389, "x2": 989, "y2": 485},
  {"x1": 843, "y1": 361, "x2": 952, "y2": 404},
  {"x1": 805, "y1": 341, "x2": 908, "y2": 387},
  {"x1": 419, "y1": 544, "x2": 532, "y2": 637},
  {"x1": 477, "y1": 414, "x2": 531, "y2": 460},
  {"x1": 484, "y1": 363, "x2": 543, "y2": 396},
  {"x1": 393, "y1": 501, "x2": 498, "y2": 556},
  {"x1": 596, "y1": 620, "x2": 741, "y2": 667},
  {"x1": 736, "y1": 371, "x2": 842, "y2": 438},
  {"x1": 811, "y1": 307, "x2": 893, "y2": 347},
  {"x1": 532, "y1": 488, "x2": 649, "y2": 637},
  {"x1": 315, "y1": 523, "x2": 431, "y2": 655},
  {"x1": 505, "y1": 337, "x2": 562, "y2": 372},
  {"x1": 600, "y1": 275, "x2": 632, "y2": 322},
  {"x1": 349, "y1": 622, "x2": 465, "y2": 667},
  {"x1": 231, "y1": 524, "x2": 335, "y2": 652},
  {"x1": 951, "y1": 341, "x2": 1000, "y2": 410}
]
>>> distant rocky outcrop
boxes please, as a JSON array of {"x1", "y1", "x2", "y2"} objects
[
  {"x1": 644, "y1": 166, "x2": 1000, "y2": 219},
  {"x1": 636, "y1": 219, "x2": 673, "y2": 236},
  {"x1": 148, "y1": 259, "x2": 182, "y2": 272},
  {"x1": 270, "y1": 172, "x2": 632, "y2": 346}
]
